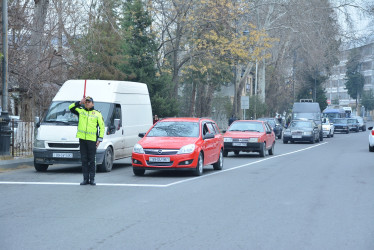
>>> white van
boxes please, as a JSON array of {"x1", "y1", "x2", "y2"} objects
[{"x1": 33, "y1": 80, "x2": 153, "y2": 172}]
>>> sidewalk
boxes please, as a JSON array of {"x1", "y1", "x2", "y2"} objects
[{"x1": 0, "y1": 156, "x2": 33, "y2": 169}]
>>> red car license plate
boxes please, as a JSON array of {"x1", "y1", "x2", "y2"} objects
[{"x1": 149, "y1": 157, "x2": 170, "y2": 162}]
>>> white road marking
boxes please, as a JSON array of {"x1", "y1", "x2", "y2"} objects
[{"x1": 0, "y1": 142, "x2": 327, "y2": 187}]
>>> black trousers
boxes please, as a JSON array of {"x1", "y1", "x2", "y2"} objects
[{"x1": 79, "y1": 139, "x2": 97, "y2": 181}]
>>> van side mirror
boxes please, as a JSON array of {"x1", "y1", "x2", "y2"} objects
[
  {"x1": 138, "y1": 133, "x2": 145, "y2": 138},
  {"x1": 35, "y1": 117, "x2": 40, "y2": 128},
  {"x1": 114, "y1": 119, "x2": 121, "y2": 130}
]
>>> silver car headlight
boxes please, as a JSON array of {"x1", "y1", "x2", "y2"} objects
[
  {"x1": 177, "y1": 144, "x2": 195, "y2": 154},
  {"x1": 34, "y1": 139, "x2": 46, "y2": 148},
  {"x1": 284, "y1": 130, "x2": 291, "y2": 135},
  {"x1": 133, "y1": 143, "x2": 145, "y2": 154}
]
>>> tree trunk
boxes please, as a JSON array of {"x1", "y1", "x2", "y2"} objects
[{"x1": 188, "y1": 81, "x2": 197, "y2": 117}]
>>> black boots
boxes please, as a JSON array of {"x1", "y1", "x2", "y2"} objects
[
  {"x1": 80, "y1": 179, "x2": 96, "y2": 185},
  {"x1": 80, "y1": 179, "x2": 89, "y2": 185}
]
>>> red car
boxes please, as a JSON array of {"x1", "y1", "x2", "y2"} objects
[
  {"x1": 132, "y1": 117, "x2": 224, "y2": 176},
  {"x1": 223, "y1": 120, "x2": 275, "y2": 157}
]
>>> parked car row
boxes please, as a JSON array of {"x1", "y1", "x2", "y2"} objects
[
  {"x1": 132, "y1": 118, "x2": 276, "y2": 176},
  {"x1": 130, "y1": 115, "x2": 369, "y2": 176}
]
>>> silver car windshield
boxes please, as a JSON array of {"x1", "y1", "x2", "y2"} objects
[{"x1": 290, "y1": 121, "x2": 313, "y2": 128}]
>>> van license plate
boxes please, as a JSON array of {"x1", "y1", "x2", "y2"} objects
[
  {"x1": 233, "y1": 143, "x2": 247, "y2": 146},
  {"x1": 149, "y1": 157, "x2": 170, "y2": 162},
  {"x1": 53, "y1": 153, "x2": 73, "y2": 158}
]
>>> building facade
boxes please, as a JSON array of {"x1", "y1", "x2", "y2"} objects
[{"x1": 325, "y1": 41, "x2": 374, "y2": 112}]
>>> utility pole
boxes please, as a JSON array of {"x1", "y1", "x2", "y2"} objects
[{"x1": 0, "y1": 0, "x2": 11, "y2": 155}]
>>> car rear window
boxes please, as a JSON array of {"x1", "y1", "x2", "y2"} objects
[{"x1": 147, "y1": 121, "x2": 199, "y2": 137}]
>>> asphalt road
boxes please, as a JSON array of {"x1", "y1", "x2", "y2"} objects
[{"x1": 0, "y1": 128, "x2": 374, "y2": 250}]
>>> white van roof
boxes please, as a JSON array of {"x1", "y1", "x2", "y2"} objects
[{"x1": 53, "y1": 80, "x2": 150, "y2": 104}]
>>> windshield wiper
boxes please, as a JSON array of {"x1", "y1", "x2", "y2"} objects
[{"x1": 44, "y1": 120, "x2": 76, "y2": 125}]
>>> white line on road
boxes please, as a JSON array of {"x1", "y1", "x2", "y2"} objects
[{"x1": 0, "y1": 142, "x2": 327, "y2": 188}]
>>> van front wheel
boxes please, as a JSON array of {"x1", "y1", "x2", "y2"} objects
[
  {"x1": 98, "y1": 147, "x2": 113, "y2": 172},
  {"x1": 34, "y1": 163, "x2": 49, "y2": 172}
]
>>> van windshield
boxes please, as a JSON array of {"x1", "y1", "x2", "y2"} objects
[{"x1": 43, "y1": 101, "x2": 111, "y2": 125}]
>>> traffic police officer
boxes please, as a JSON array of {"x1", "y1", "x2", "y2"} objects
[{"x1": 69, "y1": 96, "x2": 105, "y2": 185}]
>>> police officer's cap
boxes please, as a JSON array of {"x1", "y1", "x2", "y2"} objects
[{"x1": 85, "y1": 96, "x2": 94, "y2": 102}]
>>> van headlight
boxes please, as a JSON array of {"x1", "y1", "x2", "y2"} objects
[
  {"x1": 177, "y1": 144, "x2": 195, "y2": 154},
  {"x1": 34, "y1": 139, "x2": 46, "y2": 148},
  {"x1": 133, "y1": 143, "x2": 145, "y2": 154},
  {"x1": 224, "y1": 137, "x2": 233, "y2": 142}
]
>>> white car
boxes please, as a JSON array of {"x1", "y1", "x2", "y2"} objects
[
  {"x1": 369, "y1": 126, "x2": 374, "y2": 152},
  {"x1": 322, "y1": 117, "x2": 334, "y2": 138}
]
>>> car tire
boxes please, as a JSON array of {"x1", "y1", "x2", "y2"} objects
[
  {"x1": 268, "y1": 143, "x2": 275, "y2": 155},
  {"x1": 259, "y1": 143, "x2": 266, "y2": 157},
  {"x1": 133, "y1": 167, "x2": 145, "y2": 176},
  {"x1": 34, "y1": 163, "x2": 49, "y2": 172},
  {"x1": 223, "y1": 150, "x2": 228, "y2": 157},
  {"x1": 98, "y1": 147, "x2": 113, "y2": 172},
  {"x1": 234, "y1": 150, "x2": 240, "y2": 156},
  {"x1": 363, "y1": 126, "x2": 366, "y2": 131},
  {"x1": 310, "y1": 136, "x2": 315, "y2": 144},
  {"x1": 319, "y1": 132, "x2": 323, "y2": 141},
  {"x1": 370, "y1": 144, "x2": 374, "y2": 152},
  {"x1": 346, "y1": 129, "x2": 349, "y2": 134},
  {"x1": 213, "y1": 149, "x2": 223, "y2": 170},
  {"x1": 193, "y1": 153, "x2": 204, "y2": 176}
]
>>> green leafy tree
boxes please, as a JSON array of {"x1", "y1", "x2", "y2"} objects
[
  {"x1": 120, "y1": 0, "x2": 177, "y2": 117},
  {"x1": 297, "y1": 70, "x2": 328, "y2": 111},
  {"x1": 344, "y1": 49, "x2": 365, "y2": 109},
  {"x1": 79, "y1": 0, "x2": 127, "y2": 80},
  {"x1": 362, "y1": 90, "x2": 374, "y2": 111}
]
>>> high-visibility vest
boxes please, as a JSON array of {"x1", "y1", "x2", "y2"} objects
[{"x1": 69, "y1": 102, "x2": 105, "y2": 142}]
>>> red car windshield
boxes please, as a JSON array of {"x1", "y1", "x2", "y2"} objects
[
  {"x1": 228, "y1": 122, "x2": 264, "y2": 132},
  {"x1": 147, "y1": 121, "x2": 200, "y2": 137}
]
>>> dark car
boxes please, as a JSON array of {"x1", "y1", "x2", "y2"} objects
[
  {"x1": 347, "y1": 118, "x2": 360, "y2": 132},
  {"x1": 258, "y1": 118, "x2": 283, "y2": 139},
  {"x1": 332, "y1": 118, "x2": 354, "y2": 133},
  {"x1": 283, "y1": 119, "x2": 320, "y2": 144},
  {"x1": 352, "y1": 116, "x2": 366, "y2": 131}
]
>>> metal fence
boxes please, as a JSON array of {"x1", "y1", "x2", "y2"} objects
[{"x1": 10, "y1": 120, "x2": 34, "y2": 157}]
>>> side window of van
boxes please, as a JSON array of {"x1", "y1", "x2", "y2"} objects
[
  {"x1": 108, "y1": 104, "x2": 122, "y2": 134},
  {"x1": 114, "y1": 104, "x2": 122, "y2": 127}
]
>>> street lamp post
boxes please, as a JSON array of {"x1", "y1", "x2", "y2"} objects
[{"x1": 0, "y1": 0, "x2": 11, "y2": 156}]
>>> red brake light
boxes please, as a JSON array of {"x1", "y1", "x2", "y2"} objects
[{"x1": 371, "y1": 130, "x2": 374, "y2": 136}]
